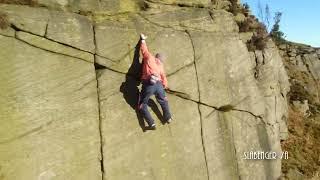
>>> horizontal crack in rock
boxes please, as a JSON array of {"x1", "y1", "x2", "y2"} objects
[
  {"x1": 167, "y1": 61, "x2": 194, "y2": 77},
  {"x1": 3, "y1": 24, "x2": 93, "y2": 63},
  {"x1": 0, "y1": 120, "x2": 54, "y2": 145},
  {"x1": 11, "y1": 24, "x2": 94, "y2": 55}
]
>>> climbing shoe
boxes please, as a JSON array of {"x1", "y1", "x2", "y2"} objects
[{"x1": 149, "y1": 124, "x2": 156, "y2": 130}]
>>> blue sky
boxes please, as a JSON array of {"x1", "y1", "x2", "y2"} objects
[{"x1": 241, "y1": 0, "x2": 320, "y2": 47}]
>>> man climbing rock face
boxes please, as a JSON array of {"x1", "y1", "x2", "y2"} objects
[{"x1": 138, "y1": 33, "x2": 172, "y2": 130}]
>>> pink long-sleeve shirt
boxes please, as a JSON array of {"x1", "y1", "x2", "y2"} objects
[{"x1": 140, "y1": 41, "x2": 168, "y2": 88}]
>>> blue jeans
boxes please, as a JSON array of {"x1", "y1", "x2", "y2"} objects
[{"x1": 139, "y1": 81, "x2": 172, "y2": 126}]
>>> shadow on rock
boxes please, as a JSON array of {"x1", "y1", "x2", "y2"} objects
[
  {"x1": 120, "y1": 41, "x2": 163, "y2": 131},
  {"x1": 148, "y1": 99, "x2": 166, "y2": 125}
]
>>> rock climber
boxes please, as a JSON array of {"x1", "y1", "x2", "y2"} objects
[{"x1": 138, "y1": 33, "x2": 172, "y2": 130}]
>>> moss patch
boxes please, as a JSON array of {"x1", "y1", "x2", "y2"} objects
[{"x1": 0, "y1": 0, "x2": 37, "y2": 6}]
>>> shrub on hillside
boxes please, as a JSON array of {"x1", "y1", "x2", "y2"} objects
[
  {"x1": 281, "y1": 107, "x2": 320, "y2": 178},
  {"x1": 247, "y1": 34, "x2": 267, "y2": 51},
  {"x1": 288, "y1": 82, "x2": 313, "y2": 103},
  {"x1": 229, "y1": 0, "x2": 239, "y2": 15},
  {"x1": 240, "y1": 3, "x2": 250, "y2": 17},
  {"x1": 238, "y1": 15, "x2": 268, "y2": 51},
  {"x1": 238, "y1": 16, "x2": 255, "y2": 32}
]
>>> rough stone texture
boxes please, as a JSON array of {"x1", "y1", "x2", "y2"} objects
[
  {"x1": 0, "y1": 4, "x2": 49, "y2": 36},
  {"x1": 46, "y1": 11, "x2": 95, "y2": 53},
  {"x1": 234, "y1": 12, "x2": 246, "y2": 23},
  {"x1": 16, "y1": 31, "x2": 94, "y2": 63},
  {"x1": 239, "y1": 32, "x2": 253, "y2": 43},
  {"x1": 37, "y1": 0, "x2": 144, "y2": 13},
  {"x1": 199, "y1": 105, "x2": 238, "y2": 180},
  {"x1": 94, "y1": 15, "x2": 194, "y2": 75},
  {"x1": 254, "y1": 41, "x2": 290, "y2": 141},
  {"x1": 143, "y1": 8, "x2": 238, "y2": 33},
  {"x1": 191, "y1": 32, "x2": 265, "y2": 115},
  {"x1": 303, "y1": 53, "x2": 320, "y2": 80},
  {"x1": 0, "y1": 35, "x2": 101, "y2": 180},
  {"x1": 94, "y1": 15, "x2": 288, "y2": 180},
  {"x1": 37, "y1": 0, "x2": 100, "y2": 12},
  {"x1": 99, "y1": 0, "x2": 144, "y2": 12},
  {"x1": 0, "y1": 26, "x2": 15, "y2": 37},
  {"x1": 98, "y1": 69, "x2": 207, "y2": 180},
  {"x1": 167, "y1": 64, "x2": 199, "y2": 101},
  {"x1": 211, "y1": 0, "x2": 231, "y2": 10},
  {"x1": 279, "y1": 42, "x2": 320, "y2": 105},
  {"x1": 149, "y1": 0, "x2": 210, "y2": 7},
  {"x1": 0, "y1": 1, "x2": 291, "y2": 180},
  {"x1": 200, "y1": 105, "x2": 281, "y2": 179},
  {"x1": 35, "y1": 0, "x2": 236, "y2": 12}
]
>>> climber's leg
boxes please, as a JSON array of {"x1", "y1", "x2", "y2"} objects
[
  {"x1": 155, "y1": 82, "x2": 172, "y2": 121},
  {"x1": 139, "y1": 82, "x2": 156, "y2": 127}
]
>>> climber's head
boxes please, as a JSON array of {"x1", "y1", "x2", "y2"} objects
[{"x1": 155, "y1": 53, "x2": 165, "y2": 62}]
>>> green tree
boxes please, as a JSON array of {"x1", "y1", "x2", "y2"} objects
[{"x1": 270, "y1": 12, "x2": 285, "y2": 43}]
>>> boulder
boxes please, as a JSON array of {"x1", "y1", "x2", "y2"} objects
[
  {"x1": 211, "y1": 0, "x2": 232, "y2": 10},
  {"x1": 278, "y1": 44, "x2": 287, "y2": 50},
  {"x1": 234, "y1": 13, "x2": 246, "y2": 23}
]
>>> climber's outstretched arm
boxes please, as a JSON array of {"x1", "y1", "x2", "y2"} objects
[{"x1": 140, "y1": 34, "x2": 151, "y2": 61}]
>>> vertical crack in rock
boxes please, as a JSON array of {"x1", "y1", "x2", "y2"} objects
[
  {"x1": 253, "y1": 52, "x2": 260, "y2": 79},
  {"x1": 275, "y1": 96, "x2": 277, "y2": 125},
  {"x1": 229, "y1": 114, "x2": 241, "y2": 180},
  {"x1": 185, "y1": 30, "x2": 210, "y2": 180},
  {"x1": 96, "y1": 75, "x2": 105, "y2": 179},
  {"x1": 208, "y1": 11, "x2": 215, "y2": 22},
  {"x1": 93, "y1": 24, "x2": 105, "y2": 180},
  {"x1": 44, "y1": 22, "x2": 49, "y2": 37}
]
